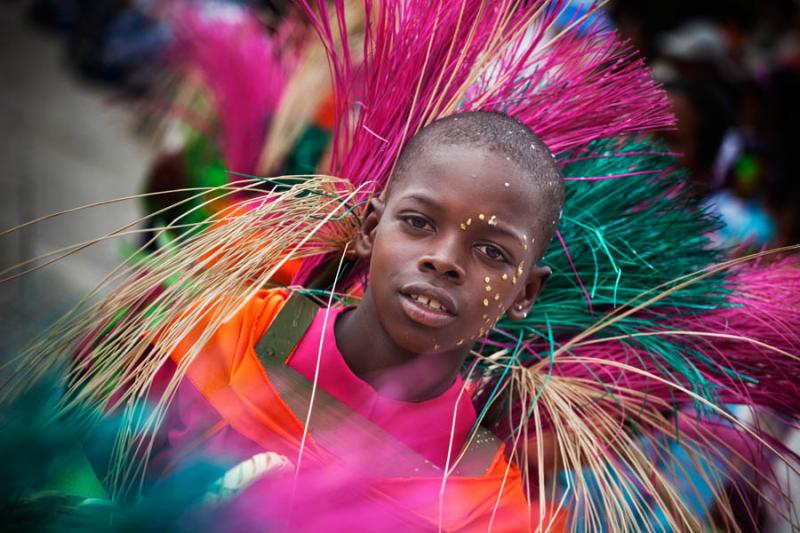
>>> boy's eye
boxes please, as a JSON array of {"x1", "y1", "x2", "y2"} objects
[
  {"x1": 475, "y1": 244, "x2": 508, "y2": 263},
  {"x1": 402, "y1": 215, "x2": 435, "y2": 231}
]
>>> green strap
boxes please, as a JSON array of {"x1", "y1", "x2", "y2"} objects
[
  {"x1": 254, "y1": 294, "x2": 502, "y2": 478},
  {"x1": 255, "y1": 293, "x2": 320, "y2": 361}
]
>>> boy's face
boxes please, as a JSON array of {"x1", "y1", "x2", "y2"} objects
[{"x1": 356, "y1": 141, "x2": 551, "y2": 355}]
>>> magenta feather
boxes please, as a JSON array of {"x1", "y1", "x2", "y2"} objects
[
  {"x1": 547, "y1": 258, "x2": 800, "y2": 416},
  {"x1": 168, "y1": 5, "x2": 297, "y2": 175},
  {"x1": 298, "y1": 0, "x2": 671, "y2": 193}
]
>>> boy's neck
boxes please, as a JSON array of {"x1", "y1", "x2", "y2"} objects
[{"x1": 334, "y1": 294, "x2": 469, "y2": 402}]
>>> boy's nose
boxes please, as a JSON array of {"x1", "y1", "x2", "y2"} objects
[{"x1": 418, "y1": 252, "x2": 465, "y2": 283}]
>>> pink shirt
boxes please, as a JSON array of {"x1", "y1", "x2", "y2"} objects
[{"x1": 288, "y1": 307, "x2": 477, "y2": 467}]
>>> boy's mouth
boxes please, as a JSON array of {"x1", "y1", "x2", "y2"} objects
[
  {"x1": 399, "y1": 284, "x2": 457, "y2": 328},
  {"x1": 408, "y1": 293, "x2": 448, "y2": 312}
]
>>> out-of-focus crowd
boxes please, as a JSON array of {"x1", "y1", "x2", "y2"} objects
[
  {"x1": 23, "y1": 0, "x2": 293, "y2": 93},
  {"x1": 611, "y1": 0, "x2": 800, "y2": 251}
]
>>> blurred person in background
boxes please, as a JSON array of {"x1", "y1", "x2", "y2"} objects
[{"x1": 611, "y1": 0, "x2": 799, "y2": 252}]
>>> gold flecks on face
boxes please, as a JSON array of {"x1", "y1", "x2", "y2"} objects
[
  {"x1": 479, "y1": 328, "x2": 485, "y2": 336},
  {"x1": 517, "y1": 261, "x2": 525, "y2": 277},
  {"x1": 459, "y1": 223, "x2": 467, "y2": 230},
  {"x1": 501, "y1": 273, "x2": 508, "y2": 281},
  {"x1": 478, "y1": 213, "x2": 485, "y2": 221},
  {"x1": 483, "y1": 298, "x2": 489, "y2": 307},
  {"x1": 488, "y1": 215, "x2": 497, "y2": 226},
  {"x1": 484, "y1": 276, "x2": 491, "y2": 283},
  {"x1": 466, "y1": 217, "x2": 472, "y2": 226},
  {"x1": 494, "y1": 293, "x2": 500, "y2": 301},
  {"x1": 512, "y1": 275, "x2": 517, "y2": 285},
  {"x1": 456, "y1": 339, "x2": 464, "y2": 346},
  {"x1": 504, "y1": 182, "x2": 510, "y2": 187},
  {"x1": 485, "y1": 285, "x2": 492, "y2": 292}
]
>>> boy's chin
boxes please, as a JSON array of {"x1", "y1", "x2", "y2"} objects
[{"x1": 381, "y1": 313, "x2": 471, "y2": 355}]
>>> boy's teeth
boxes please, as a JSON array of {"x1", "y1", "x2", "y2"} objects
[{"x1": 411, "y1": 293, "x2": 444, "y2": 311}]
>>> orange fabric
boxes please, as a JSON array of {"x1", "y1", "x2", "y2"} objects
[
  {"x1": 170, "y1": 289, "x2": 311, "y2": 462},
  {"x1": 170, "y1": 289, "x2": 566, "y2": 531}
]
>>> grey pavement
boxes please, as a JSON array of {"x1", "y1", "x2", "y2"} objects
[{"x1": 0, "y1": 2, "x2": 154, "y2": 357}]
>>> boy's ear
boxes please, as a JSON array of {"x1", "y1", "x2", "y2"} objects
[
  {"x1": 354, "y1": 197, "x2": 385, "y2": 259},
  {"x1": 506, "y1": 266, "x2": 550, "y2": 321}
]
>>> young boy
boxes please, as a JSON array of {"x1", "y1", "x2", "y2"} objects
[{"x1": 150, "y1": 110, "x2": 566, "y2": 530}]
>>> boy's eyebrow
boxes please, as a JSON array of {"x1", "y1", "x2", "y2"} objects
[
  {"x1": 402, "y1": 193, "x2": 441, "y2": 208},
  {"x1": 486, "y1": 221, "x2": 527, "y2": 248}
]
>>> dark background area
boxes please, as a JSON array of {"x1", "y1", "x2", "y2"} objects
[{"x1": 611, "y1": 0, "x2": 800, "y2": 249}]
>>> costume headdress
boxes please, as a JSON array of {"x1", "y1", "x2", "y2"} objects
[{"x1": 2, "y1": 1, "x2": 799, "y2": 530}]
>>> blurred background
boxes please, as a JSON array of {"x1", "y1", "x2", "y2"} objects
[
  {"x1": 612, "y1": 0, "x2": 800, "y2": 251},
  {"x1": 0, "y1": 0, "x2": 798, "y2": 530}
]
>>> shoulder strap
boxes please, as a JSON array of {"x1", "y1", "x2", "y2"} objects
[
  {"x1": 254, "y1": 293, "x2": 503, "y2": 478},
  {"x1": 255, "y1": 292, "x2": 320, "y2": 360}
]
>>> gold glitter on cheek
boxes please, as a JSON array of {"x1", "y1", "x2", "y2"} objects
[
  {"x1": 466, "y1": 218, "x2": 472, "y2": 226},
  {"x1": 494, "y1": 293, "x2": 500, "y2": 301},
  {"x1": 485, "y1": 285, "x2": 492, "y2": 292},
  {"x1": 456, "y1": 339, "x2": 464, "y2": 346},
  {"x1": 482, "y1": 314, "x2": 488, "y2": 319},
  {"x1": 512, "y1": 275, "x2": 517, "y2": 285},
  {"x1": 478, "y1": 213, "x2": 485, "y2": 221},
  {"x1": 504, "y1": 182, "x2": 510, "y2": 187},
  {"x1": 483, "y1": 298, "x2": 489, "y2": 307},
  {"x1": 460, "y1": 223, "x2": 467, "y2": 230},
  {"x1": 484, "y1": 276, "x2": 491, "y2": 283},
  {"x1": 488, "y1": 215, "x2": 497, "y2": 226},
  {"x1": 501, "y1": 273, "x2": 508, "y2": 281}
]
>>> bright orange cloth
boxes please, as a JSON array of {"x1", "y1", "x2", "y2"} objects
[{"x1": 169, "y1": 289, "x2": 566, "y2": 531}]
